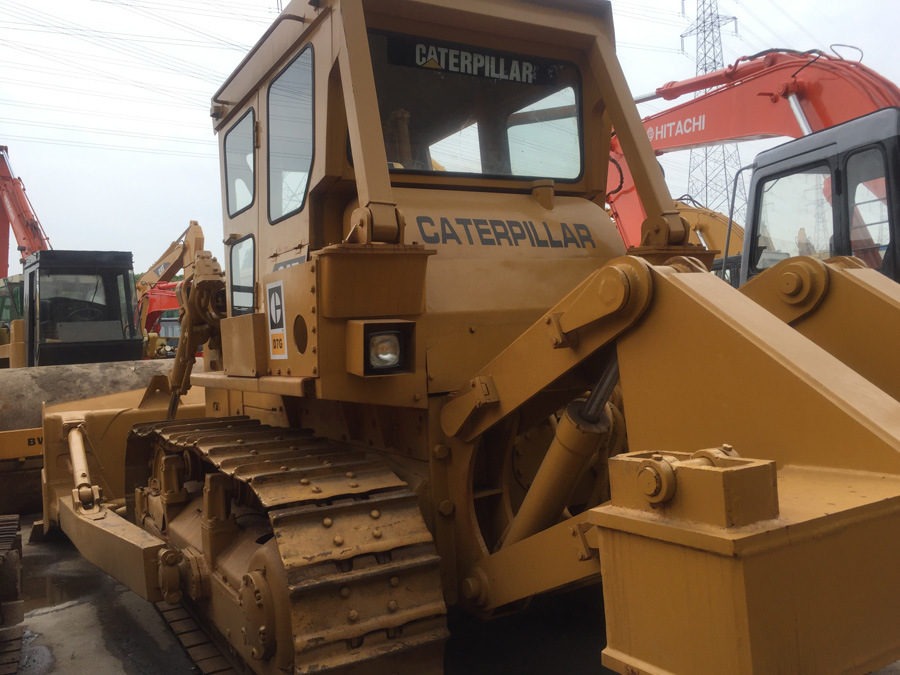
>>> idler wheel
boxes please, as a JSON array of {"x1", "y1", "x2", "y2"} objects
[{"x1": 240, "y1": 569, "x2": 277, "y2": 660}]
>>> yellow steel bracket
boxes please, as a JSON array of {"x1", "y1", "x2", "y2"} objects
[
  {"x1": 441, "y1": 256, "x2": 653, "y2": 442},
  {"x1": 741, "y1": 255, "x2": 900, "y2": 402},
  {"x1": 459, "y1": 511, "x2": 602, "y2": 613},
  {"x1": 337, "y1": 0, "x2": 400, "y2": 243},
  {"x1": 545, "y1": 265, "x2": 631, "y2": 349},
  {"x1": 740, "y1": 256, "x2": 830, "y2": 324},
  {"x1": 587, "y1": 32, "x2": 684, "y2": 248}
]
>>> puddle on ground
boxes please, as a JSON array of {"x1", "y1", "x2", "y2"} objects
[{"x1": 21, "y1": 523, "x2": 106, "y2": 613}]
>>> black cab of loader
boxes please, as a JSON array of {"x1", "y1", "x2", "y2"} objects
[
  {"x1": 23, "y1": 250, "x2": 142, "y2": 366},
  {"x1": 741, "y1": 107, "x2": 900, "y2": 285}
]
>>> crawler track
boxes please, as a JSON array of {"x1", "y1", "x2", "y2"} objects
[{"x1": 132, "y1": 418, "x2": 448, "y2": 674}]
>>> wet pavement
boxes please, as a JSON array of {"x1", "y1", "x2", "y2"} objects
[
  {"x1": 16, "y1": 514, "x2": 616, "y2": 675},
  {"x1": 18, "y1": 514, "x2": 897, "y2": 675},
  {"x1": 19, "y1": 518, "x2": 194, "y2": 675}
]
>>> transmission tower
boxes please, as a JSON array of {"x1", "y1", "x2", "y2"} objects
[{"x1": 681, "y1": 0, "x2": 747, "y2": 223}]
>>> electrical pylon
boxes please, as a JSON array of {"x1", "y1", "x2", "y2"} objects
[{"x1": 681, "y1": 0, "x2": 747, "y2": 224}]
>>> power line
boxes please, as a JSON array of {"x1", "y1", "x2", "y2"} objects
[
  {"x1": 0, "y1": 2, "x2": 228, "y2": 83},
  {"x1": 0, "y1": 98, "x2": 209, "y2": 130},
  {"x1": 0, "y1": 77, "x2": 206, "y2": 110},
  {"x1": 0, "y1": 21, "x2": 247, "y2": 49},
  {"x1": 0, "y1": 117, "x2": 215, "y2": 147},
  {"x1": 113, "y1": 3, "x2": 251, "y2": 51},
  {"x1": 0, "y1": 41, "x2": 212, "y2": 109},
  {"x1": 0, "y1": 133, "x2": 217, "y2": 159},
  {"x1": 89, "y1": 0, "x2": 276, "y2": 22}
]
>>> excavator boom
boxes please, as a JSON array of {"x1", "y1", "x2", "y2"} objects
[
  {"x1": 0, "y1": 146, "x2": 51, "y2": 278},
  {"x1": 610, "y1": 49, "x2": 900, "y2": 250}
]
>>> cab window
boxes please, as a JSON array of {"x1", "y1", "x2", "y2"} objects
[
  {"x1": 368, "y1": 32, "x2": 582, "y2": 180},
  {"x1": 752, "y1": 164, "x2": 834, "y2": 271},
  {"x1": 268, "y1": 47, "x2": 314, "y2": 223},
  {"x1": 845, "y1": 147, "x2": 890, "y2": 272},
  {"x1": 230, "y1": 235, "x2": 255, "y2": 316},
  {"x1": 224, "y1": 109, "x2": 255, "y2": 217}
]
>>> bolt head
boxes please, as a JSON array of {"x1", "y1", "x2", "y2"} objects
[
  {"x1": 638, "y1": 466, "x2": 662, "y2": 497},
  {"x1": 781, "y1": 271, "x2": 802, "y2": 296},
  {"x1": 461, "y1": 577, "x2": 480, "y2": 600}
]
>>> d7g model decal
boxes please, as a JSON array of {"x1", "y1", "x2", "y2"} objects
[{"x1": 266, "y1": 280, "x2": 288, "y2": 360}]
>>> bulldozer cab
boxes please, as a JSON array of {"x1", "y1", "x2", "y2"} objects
[
  {"x1": 23, "y1": 250, "x2": 141, "y2": 366},
  {"x1": 741, "y1": 107, "x2": 900, "y2": 284},
  {"x1": 210, "y1": 0, "x2": 680, "y2": 400}
]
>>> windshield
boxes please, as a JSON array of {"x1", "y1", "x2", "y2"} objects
[
  {"x1": 368, "y1": 32, "x2": 582, "y2": 180},
  {"x1": 38, "y1": 270, "x2": 138, "y2": 343}
]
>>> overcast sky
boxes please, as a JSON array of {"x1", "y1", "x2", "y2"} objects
[{"x1": 2, "y1": 0, "x2": 898, "y2": 276}]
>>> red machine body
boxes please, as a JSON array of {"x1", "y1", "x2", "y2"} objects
[
  {"x1": 0, "y1": 146, "x2": 51, "y2": 278},
  {"x1": 610, "y1": 49, "x2": 900, "y2": 247}
]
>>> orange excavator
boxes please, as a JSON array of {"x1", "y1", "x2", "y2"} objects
[
  {"x1": 0, "y1": 145, "x2": 51, "y2": 279},
  {"x1": 608, "y1": 49, "x2": 900, "y2": 279}
]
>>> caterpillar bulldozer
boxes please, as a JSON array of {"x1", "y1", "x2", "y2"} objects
[{"x1": 37, "y1": 0, "x2": 900, "y2": 673}]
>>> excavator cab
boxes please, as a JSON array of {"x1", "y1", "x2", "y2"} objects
[
  {"x1": 23, "y1": 250, "x2": 141, "y2": 366},
  {"x1": 741, "y1": 107, "x2": 900, "y2": 284},
  {"x1": 0, "y1": 276, "x2": 21, "y2": 324}
]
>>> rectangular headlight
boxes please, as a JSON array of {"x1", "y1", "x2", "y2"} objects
[
  {"x1": 369, "y1": 331, "x2": 401, "y2": 369},
  {"x1": 347, "y1": 320, "x2": 414, "y2": 377}
]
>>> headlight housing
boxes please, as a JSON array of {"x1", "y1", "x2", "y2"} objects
[{"x1": 346, "y1": 320, "x2": 415, "y2": 376}]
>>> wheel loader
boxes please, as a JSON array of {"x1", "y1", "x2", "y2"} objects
[{"x1": 37, "y1": 1, "x2": 900, "y2": 673}]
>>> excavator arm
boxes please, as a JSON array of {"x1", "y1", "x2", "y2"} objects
[
  {"x1": 135, "y1": 221, "x2": 205, "y2": 357},
  {"x1": 609, "y1": 49, "x2": 900, "y2": 248},
  {"x1": 0, "y1": 146, "x2": 51, "y2": 278}
]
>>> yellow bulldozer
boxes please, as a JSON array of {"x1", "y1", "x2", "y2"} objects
[{"x1": 36, "y1": 0, "x2": 900, "y2": 673}]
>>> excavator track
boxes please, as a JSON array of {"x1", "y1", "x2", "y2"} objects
[{"x1": 131, "y1": 418, "x2": 448, "y2": 675}]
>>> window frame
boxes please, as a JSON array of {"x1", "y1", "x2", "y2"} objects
[
  {"x1": 229, "y1": 234, "x2": 256, "y2": 317},
  {"x1": 267, "y1": 44, "x2": 315, "y2": 225},
  {"x1": 224, "y1": 107, "x2": 256, "y2": 219}
]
